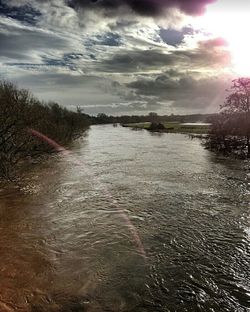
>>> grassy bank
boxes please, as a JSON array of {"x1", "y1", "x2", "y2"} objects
[{"x1": 122, "y1": 122, "x2": 210, "y2": 134}]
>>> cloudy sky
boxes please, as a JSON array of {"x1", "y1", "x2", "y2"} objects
[{"x1": 0, "y1": 0, "x2": 248, "y2": 115}]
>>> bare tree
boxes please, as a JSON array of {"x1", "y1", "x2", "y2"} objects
[
  {"x1": 221, "y1": 78, "x2": 250, "y2": 156},
  {"x1": 0, "y1": 81, "x2": 91, "y2": 180}
]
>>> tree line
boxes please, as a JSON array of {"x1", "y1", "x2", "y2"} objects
[
  {"x1": 0, "y1": 81, "x2": 92, "y2": 180},
  {"x1": 93, "y1": 112, "x2": 215, "y2": 125}
]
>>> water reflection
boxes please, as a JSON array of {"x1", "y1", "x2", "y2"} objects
[{"x1": 0, "y1": 125, "x2": 249, "y2": 311}]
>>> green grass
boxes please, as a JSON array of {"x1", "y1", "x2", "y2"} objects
[{"x1": 123, "y1": 122, "x2": 210, "y2": 134}]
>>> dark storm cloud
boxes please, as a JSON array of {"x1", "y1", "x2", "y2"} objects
[
  {"x1": 98, "y1": 37, "x2": 230, "y2": 73},
  {"x1": 70, "y1": 0, "x2": 215, "y2": 16},
  {"x1": 127, "y1": 73, "x2": 228, "y2": 109},
  {"x1": 100, "y1": 49, "x2": 177, "y2": 73}
]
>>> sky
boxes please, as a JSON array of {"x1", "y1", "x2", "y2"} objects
[{"x1": 0, "y1": 0, "x2": 248, "y2": 115}]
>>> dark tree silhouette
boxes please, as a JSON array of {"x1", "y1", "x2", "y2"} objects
[
  {"x1": 222, "y1": 78, "x2": 250, "y2": 156},
  {"x1": 148, "y1": 112, "x2": 158, "y2": 122},
  {"x1": 206, "y1": 78, "x2": 250, "y2": 158},
  {"x1": 0, "y1": 81, "x2": 91, "y2": 180}
]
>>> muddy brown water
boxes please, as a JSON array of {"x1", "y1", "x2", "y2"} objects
[{"x1": 0, "y1": 125, "x2": 249, "y2": 311}]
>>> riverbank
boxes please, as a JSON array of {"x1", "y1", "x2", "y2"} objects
[
  {"x1": 0, "y1": 81, "x2": 91, "y2": 181},
  {"x1": 122, "y1": 122, "x2": 210, "y2": 134}
]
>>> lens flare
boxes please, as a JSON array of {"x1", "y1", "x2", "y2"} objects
[
  {"x1": 194, "y1": 0, "x2": 250, "y2": 76},
  {"x1": 28, "y1": 128, "x2": 146, "y2": 259}
]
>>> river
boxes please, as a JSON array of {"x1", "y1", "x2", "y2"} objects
[{"x1": 0, "y1": 124, "x2": 249, "y2": 312}]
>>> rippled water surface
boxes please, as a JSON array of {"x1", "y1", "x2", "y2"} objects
[{"x1": 0, "y1": 125, "x2": 250, "y2": 312}]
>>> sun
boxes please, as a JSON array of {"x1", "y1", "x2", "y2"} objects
[{"x1": 194, "y1": 0, "x2": 250, "y2": 76}]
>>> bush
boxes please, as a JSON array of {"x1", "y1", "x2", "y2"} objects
[{"x1": 148, "y1": 122, "x2": 165, "y2": 131}]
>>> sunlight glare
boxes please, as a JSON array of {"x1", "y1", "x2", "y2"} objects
[{"x1": 195, "y1": 0, "x2": 250, "y2": 76}]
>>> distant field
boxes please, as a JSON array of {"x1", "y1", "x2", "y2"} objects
[{"x1": 122, "y1": 122, "x2": 210, "y2": 134}]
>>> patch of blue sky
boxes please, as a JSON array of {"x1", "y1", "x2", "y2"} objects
[{"x1": 0, "y1": 0, "x2": 41, "y2": 25}]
